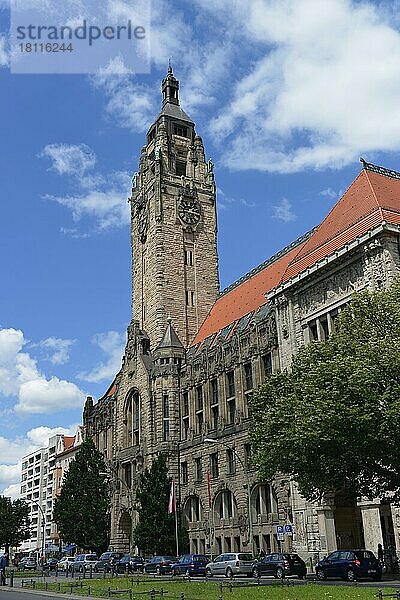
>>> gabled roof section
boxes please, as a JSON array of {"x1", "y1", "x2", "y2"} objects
[
  {"x1": 63, "y1": 436, "x2": 75, "y2": 451},
  {"x1": 193, "y1": 161, "x2": 400, "y2": 345},
  {"x1": 157, "y1": 318, "x2": 184, "y2": 349}
]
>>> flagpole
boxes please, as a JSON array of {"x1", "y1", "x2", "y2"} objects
[{"x1": 175, "y1": 507, "x2": 179, "y2": 557}]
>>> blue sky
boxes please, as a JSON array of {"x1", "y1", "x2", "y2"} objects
[{"x1": 1, "y1": 0, "x2": 400, "y2": 497}]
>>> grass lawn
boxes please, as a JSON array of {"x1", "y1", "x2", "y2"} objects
[{"x1": 18, "y1": 575, "x2": 391, "y2": 600}]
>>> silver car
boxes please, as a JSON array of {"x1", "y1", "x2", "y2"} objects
[
  {"x1": 72, "y1": 553, "x2": 98, "y2": 573},
  {"x1": 205, "y1": 553, "x2": 255, "y2": 578}
]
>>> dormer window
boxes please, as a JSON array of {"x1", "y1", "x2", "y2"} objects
[{"x1": 174, "y1": 124, "x2": 188, "y2": 137}]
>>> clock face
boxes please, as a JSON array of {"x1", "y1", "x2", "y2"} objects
[{"x1": 178, "y1": 198, "x2": 201, "y2": 226}]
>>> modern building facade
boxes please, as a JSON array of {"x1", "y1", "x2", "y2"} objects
[
  {"x1": 19, "y1": 428, "x2": 82, "y2": 556},
  {"x1": 83, "y1": 69, "x2": 400, "y2": 562}
]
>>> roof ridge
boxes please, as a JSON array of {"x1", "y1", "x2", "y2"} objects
[
  {"x1": 219, "y1": 227, "x2": 316, "y2": 297},
  {"x1": 360, "y1": 158, "x2": 400, "y2": 180},
  {"x1": 362, "y1": 166, "x2": 384, "y2": 220}
]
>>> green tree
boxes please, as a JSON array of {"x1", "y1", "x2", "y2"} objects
[
  {"x1": 134, "y1": 453, "x2": 188, "y2": 555},
  {"x1": 0, "y1": 497, "x2": 30, "y2": 559},
  {"x1": 53, "y1": 438, "x2": 110, "y2": 554},
  {"x1": 250, "y1": 279, "x2": 400, "y2": 503}
]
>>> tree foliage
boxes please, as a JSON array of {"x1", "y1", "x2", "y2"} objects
[
  {"x1": 53, "y1": 438, "x2": 110, "y2": 554},
  {"x1": 250, "y1": 279, "x2": 400, "y2": 503},
  {"x1": 134, "y1": 453, "x2": 188, "y2": 555},
  {"x1": 0, "y1": 496, "x2": 30, "y2": 557}
]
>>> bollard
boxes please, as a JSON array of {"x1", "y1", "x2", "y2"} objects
[
  {"x1": 180, "y1": 594, "x2": 185, "y2": 600},
  {"x1": 10, "y1": 569, "x2": 14, "y2": 588},
  {"x1": 108, "y1": 587, "x2": 111, "y2": 597},
  {"x1": 396, "y1": 591, "x2": 400, "y2": 600},
  {"x1": 70, "y1": 584, "x2": 74, "y2": 594},
  {"x1": 83, "y1": 567, "x2": 86, "y2": 579},
  {"x1": 58, "y1": 582, "x2": 61, "y2": 592},
  {"x1": 90, "y1": 565, "x2": 93, "y2": 579},
  {"x1": 150, "y1": 587, "x2": 156, "y2": 600},
  {"x1": 45, "y1": 582, "x2": 48, "y2": 591},
  {"x1": 55, "y1": 567, "x2": 58, "y2": 578},
  {"x1": 129, "y1": 590, "x2": 132, "y2": 600},
  {"x1": 219, "y1": 580, "x2": 223, "y2": 600},
  {"x1": 88, "y1": 586, "x2": 91, "y2": 596}
]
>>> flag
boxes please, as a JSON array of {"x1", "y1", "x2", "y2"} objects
[
  {"x1": 168, "y1": 478, "x2": 176, "y2": 514},
  {"x1": 207, "y1": 472, "x2": 212, "y2": 507}
]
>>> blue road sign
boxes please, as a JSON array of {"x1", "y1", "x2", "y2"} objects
[
  {"x1": 276, "y1": 525, "x2": 284, "y2": 534},
  {"x1": 284, "y1": 524, "x2": 293, "y2": 535}
]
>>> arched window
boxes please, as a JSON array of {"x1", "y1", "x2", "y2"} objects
[
  {"x1": 251, "y1": 483, "x2": 278, "y2": 516},
  {"x1": 183, "y1": 495, "x2": 203, "y2": 523},
  {"x1": 124, "y1": 391, "x2": 140, "y2": 447},
  {"x1": 214, "y1": 490, "x2": 237, "y2": 522}
]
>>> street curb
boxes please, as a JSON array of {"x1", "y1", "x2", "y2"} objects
[{"x1": 0, "y1": 587, "x2": 92, "y2": 600}]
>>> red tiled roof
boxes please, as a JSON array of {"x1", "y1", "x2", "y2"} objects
[{"x1": 193, "y1": 163, "x2": 400, "y2": 345}]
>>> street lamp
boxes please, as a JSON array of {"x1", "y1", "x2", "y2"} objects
[
  {"x1": 100, "y1": 464, "x2": 135, "y2": 554},
  {"x1": 204, "y1": 438, "x2": 255, "y2": 556},
  {"x1": 31, "y1": 500, "x2": 45, "y2": 565}
]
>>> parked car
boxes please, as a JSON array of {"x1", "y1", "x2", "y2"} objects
[
  {"x1": 316, "y1": 550, "x2": 382, "y2": 582},
  {"x1": 42, "y1": 558, "x2": 59, "y2": 571},
  {"x1": 144, "y1": 556, "x2": 177, "y2": 575},
  {"x1": 252, "y1": 553, "x2": 307, "y2": 579},
  {"x1": 205, "y1": 553, "x2": 255, "y2": 578},
  {"x1": 172, "y1": 554, "x2": 209, "y2": 576},
  {"x1": 57, "y1": 557, "x2": 76, "y2": 572},
  {"x1": 94, "y1": 552, "x2": 124, "y2": 573},
  {"x1": 71, "y1": 554, "x2": 98, "y2": 573},
  {"x1": 115, "y1": 555, "x2": 144, "y2": 574},
  {"x1": 18, "y1": 557, "x2": 37, "y2": 571}
]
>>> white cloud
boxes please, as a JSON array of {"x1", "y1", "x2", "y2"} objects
[
  {"x1": 79, "y1": 330, "x2": 125, "y2": 383},
  {"x1": 0, "y1": 424, "x2": 77, "y2": 498},
  {"x1": 17, "y1": 378, "x2": 85, "y2": 414},
  {"x1": 0, "y1": 328, "x2": 86, "y2": 414},
  {"x1": 36, "y1": 337, "x2": 76, "y2": 365},
  {"x1": 199, "y1": 0, "x2": 400, "y2": 173},
  {"x1": 272, "y1": 198, "x2": 296, "y2": 223},
  {"x1": 217, "y1": 187, "x2": 255, "y2": 211},
  {"x1": 41, "y1": 144, "x2": 96, "y2": 176},
  {"x1": 47, "y1": 186, "x2": 130, "y2": 231},
  {"x1": 40, "y1": 144, "x2": 131, "y2": 232},
  {"x1": 320, "y1": 187, "x2": 338, "y2": 200},
  {"x1": 2, "y1": 483, "x2": 20, "y2": 501},
  {"x1": 93, "y1": 72, "x2": 156, "y2": 133},
  {"x1": 92, "y1": 0, "x2": 237, "y2": 129}
]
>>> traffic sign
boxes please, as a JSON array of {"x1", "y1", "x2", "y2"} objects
[
  {"x1": 276, "y1": 525, "x2": 284, "y2": 534},
  {"x1": 284, "y1": 524, "x2": 293, "y2": 536}
]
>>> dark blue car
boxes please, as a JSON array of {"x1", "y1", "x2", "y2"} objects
[
  {"x1": 172, "y1": 554, "x2": 208, "y2": 576},
  {"x1": 316, "y1": 549, "x2": 382, "y2": 581}
]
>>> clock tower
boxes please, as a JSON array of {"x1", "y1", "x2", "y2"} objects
[{"x1": 129, "y1": 66, "x2": 220, "y2": 347}]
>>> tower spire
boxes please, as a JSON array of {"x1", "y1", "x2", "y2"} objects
[{"x1": 162, "y1": 63, "x2": 180, "y2": 107}]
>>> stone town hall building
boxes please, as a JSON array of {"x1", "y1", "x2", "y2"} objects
[{"x1": 84, "y1": 68, "x2": 400, "y2": 561}]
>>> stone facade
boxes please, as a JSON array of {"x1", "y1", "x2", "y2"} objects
[{"x1": 83, "y1": 69, "x2": 400, "y2": 563}]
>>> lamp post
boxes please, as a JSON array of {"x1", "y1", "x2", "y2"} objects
[
  {"x1": 100, "y1": 464, "x2": 135, "y2": 554},
  {"x1": 31, "y1": 501, "x2": 45, "y2": 565},
  {"x1": 204, "y1": 438, "x2": 255, "y2": 556}
]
